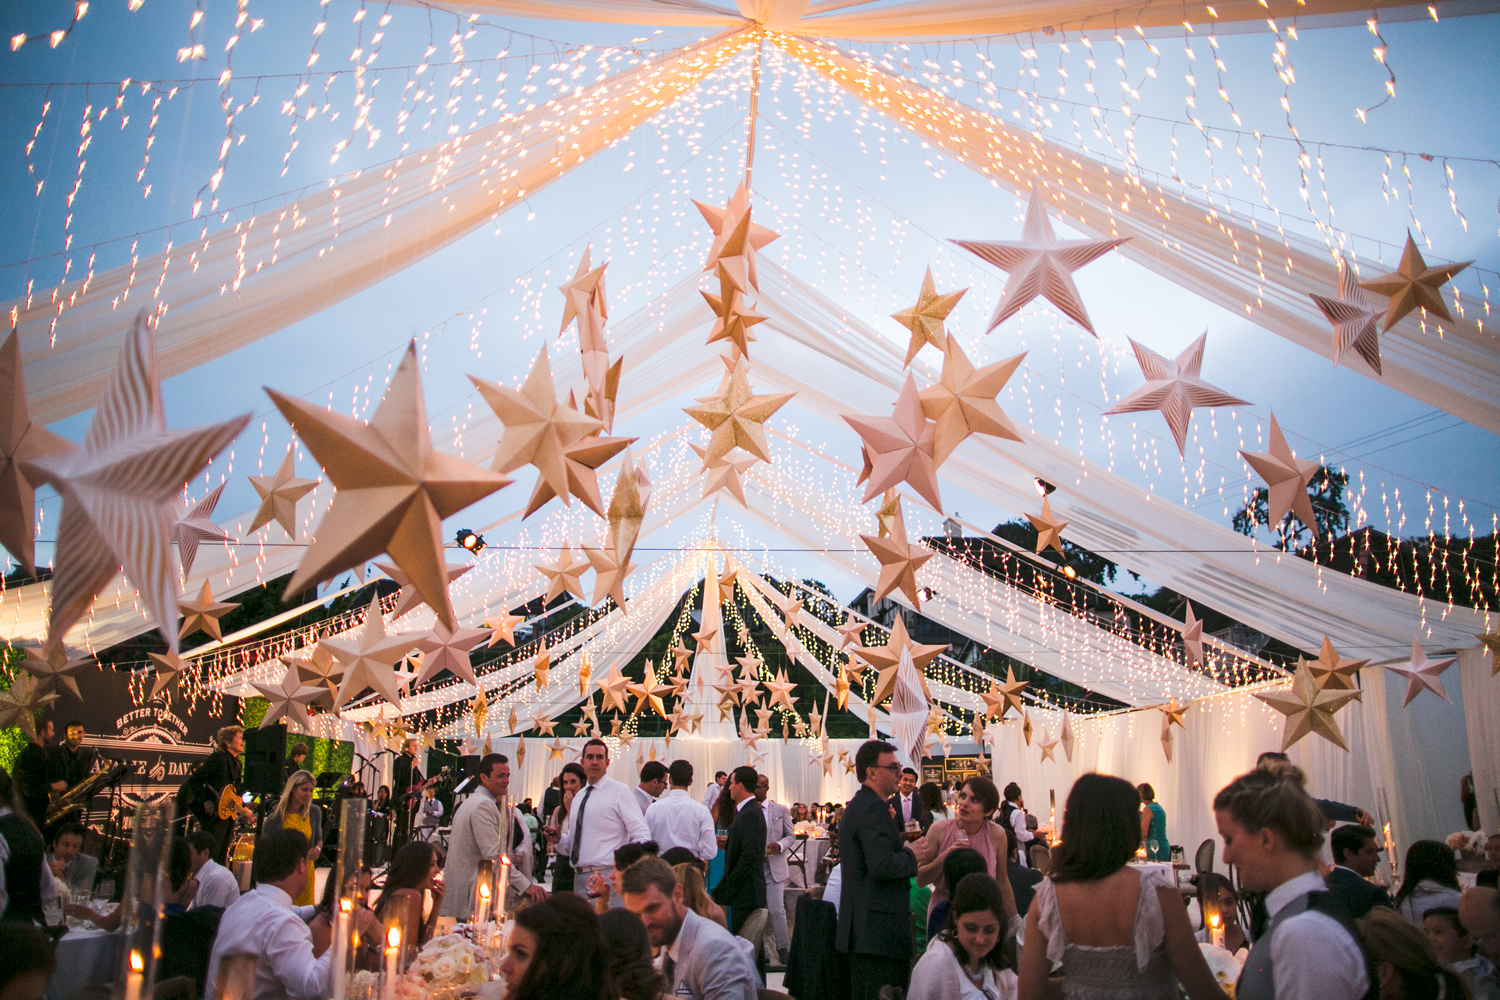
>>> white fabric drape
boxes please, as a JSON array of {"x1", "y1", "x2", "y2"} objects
[
  {"x1": 771, "y1": 34, "x2": 1500, "y2": 435},
  {"x1": 11, "y1": 30, "x2": 747, "y2": 425},
  {"x1": 1358, "y1": 665, "x2": 1410, "y2": 860},
  {"x1": 1460, "y1": 647, "x2": 1500, "y2": 833}
]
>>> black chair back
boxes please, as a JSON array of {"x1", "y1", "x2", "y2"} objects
[{"x1": 1194, "y1": 838, "x2": 1215, "y2": 875}]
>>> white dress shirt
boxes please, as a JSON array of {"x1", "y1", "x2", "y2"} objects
[
  {"x1": 823, "y1": 863, "x2": 842, "y2": 914},
  {"x1": 645, "y1": 788, "x2": 718, "y2": 861},
  {"x1": 557, "y1": 774, "x2": 649, "y2": 870},
  {"x1": 1264, "y1": 870, "x2": 1369, "y2": 999},
  {"x1": 204, "y1": 883, "x2": 329, "y2": 1000},
  {"x1": 191, "y1": 858, "x2": 241, "y2": 911},
  {"x1": 702, "y1": 781, "x2": 723, "y2": 814},
  {"x1": 634, "y1": 786, "x2": 657, "y2": 815}
]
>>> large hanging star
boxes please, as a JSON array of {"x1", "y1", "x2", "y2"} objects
[
  {"x1": 702, "y1": 287, "x2": 766, "y2": 358},
  {"x1": 860, "y1": 499, "x2": 934, "y2": 610},
  {"x1": 1306, "y1": 636, "x2": 1368, "y2": 694},
  {"x1": 21, "y1": 310, "x2": 249, "y2": 654},
  {"x1": 584, "y1": 539, "x2": 634, "y2": 611},
  {"x1": 558, "y1": 246, "x2": 608, "y2": 335},
  {"x1": 979, "y1": 679, "x2": 1008, "y2": 721},
  {"x1": 696, "y1": 182, "x2": 779, "y2": 294},
  {"x1": 861, "y1": 616, "x2": 946, "y2": 704},
  {"x1": 994, "y1": 666, "x2": 1029, "y2": 719},
  {"x1": 18, "y1": 643, "x2": 92, "y2": 699},
  {"x1": 285, "y1": 640, "x2": 341, "y2": 708},
  {"x1": 486, "y1": 609, "x2": 525, "y2": 648},
  {"x1": 0, "y1": 328, "x2": 75, "y2": 576},
  {"x1": 529, "y1": 709, "x2": 557, "y2": 737},
  {"x1": 628, "y1": 664, "x2": 673, "y2": 719},
  {"x1": 1239, "y1": 411, "x2": 1319, "y2": 531},
  {"x1": 1255, "y1": 662, "x2": 1360, "y2": 751},
  {"x1": 247, "y1": 446, "x2": 319, "y2": 538},
  {"x1": 691, "y1": 625, "x2": 719, "y2": 655},
  {"x1": 173, "y1": 483, "x2": 233, "y2": 577},
  {"x1": 1103, "y1": 333, "x2": 1249, "y2": 457},
  {"x1": 764, "y1": 669, "x2": 797, "y2": 713},
  {"x1": 376, "y1": 560, "x2": 472, "y2": 620},
  {"x1": 892, "y1": 268, "x2": 967, "y2": 367},
  {"x1": 178, "y1": 582, "x2": 238, "y2": 641},
  {"x1": 1026, "y1": 497, "x2": 1068, "y2": 555},
  {"x1": 684, "y1": 357, "x2": 794, "y2": 465},
  {"x1": 691, "y1": 443, "x2": 756, "y2": 507},
  {"x1": 253, "y1": 665, "x2": 324, "y2": 732},
  {"x1": 267, "y1": 342, "x2": 509, "y2": 632},
  {"x1": 596, "y1": 663, "x2": 631, "y2": 715},
  {"x1": 952, "y1": 188, "x2": 1129, "y2": 335},
  {"x1": 535, "y1": 545, "x2": 589, "y2": 602},
  {"x1": 0, "y1": 672, "x2": 58, "y2": 740},
  {"x1": 772, "y1": 591, "x2": 805, "y2": 632},
  {"x1": 147, "y1": 651, "x2": 186, "y2": 701},
  {"x1": 842, "y1": 372, "x2": 943, "y2": 512},
  {"x1": 414, "y1": 621, "x2": 489, "y2": 687},
  {"x1": 1477, "y1": 630, "x2": 1500, "y2": 678},
  {"x1": 1386, "y1": 638, "x2": 1456, "y2": 707},
  {"x1": 1181, "y1": 601, "x2": 1205, "y2": 669},
  {"x1": 522, "y1": 433, "x2": 635, "y2": 518},
  {"x1": 1358, "y1": 232, "x2": 1472, "y2": 332},
  {"x1": 324, "y1": 596, "x2": 422, "y2": 709},
  {"x1": 918, "y1": 337, "x2": 1025, "y2": 465},
  {"x1": 470, "y1": 346, "x2": 602, "y2": 506},
  {"x1": 1311, "y1": 259, "x2": 1386, "y2": 374}
]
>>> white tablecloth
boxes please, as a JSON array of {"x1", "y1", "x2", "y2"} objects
[
  {"x1": 1128, "y1": 862, "x2": 1176, "y2": 885},
  {"x1": 787, "y1": 838, "x2": 832, "y2": 888},
  {"x1": 48, "y1": 928, "x2": 120, "y2": 1000}
]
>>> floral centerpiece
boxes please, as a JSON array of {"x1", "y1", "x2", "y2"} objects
[
  {"x1": 1198, "y1": 942, "x2": 1243, "y2": 998},
  {"x1": 1446, "y1": 831, "x2": 1485, "y2": 856},
  {"x1": 345, "y1": 933, "x2": 492, "y2": 1000},
  {"x1": 793, "y1": 821, "x2": 828, "y2": 838}
]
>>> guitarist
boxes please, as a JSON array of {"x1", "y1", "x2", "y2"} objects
[
  {"x1": 187, "y1": 725, "x2": 255, "y2": 863},
  {"x1": 392, "y1": 737, "x2": 423, "y2": 850}
]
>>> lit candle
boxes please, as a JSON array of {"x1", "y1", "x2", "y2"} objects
[
  {"x1": 382, "y1": 926, "x2": 401, "y2": 1000},
  {"x1": 124, "y1": 950, "x2": 144, "y2": 1000},
  {"x1": 496, "y1": 856, "x2": 512, "y2": 924},
  {"x1": 475, "y1": 880, "x2": 491, "y2": 928},
  {"x1": 331, "y1": 899, "x2": 352, "y2": 1000},
  {"x1": 1208, "y1": 913, "x2": 1225, "y2": 950}
]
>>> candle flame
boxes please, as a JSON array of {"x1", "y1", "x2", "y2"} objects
[
  {"x1": 1208, "y1": 913, "x2": 1221, "y2": 928},
  {"x1": 478, "y1": 882, "x2": 491, "y2": 900},
  {"x1": 340, "y1": 898, "x2": 353, "y2": 914},
  {"x1": 387, "y1": 926, "x2": 401, "y2": 948},
  {"x1": 130, "y1": 951, "x2": 145, "y2": 973}
]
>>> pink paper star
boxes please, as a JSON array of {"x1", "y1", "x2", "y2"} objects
[
  {"x1": 1311, "y1": 259, "x2": 1385, "y2": 374},
  {"x1": 1239, "y1": 412, "x2": 1319, "y2": 531},
  {"x1": 1103, "y1": 333, "x2": 1248, "y2": 456},
  {"x1": 1385, "y1": 637, "x2": 1456, "y2": 707},
  {"x1": 842, "y1": 372, "x2": 943, "y2": 512}
]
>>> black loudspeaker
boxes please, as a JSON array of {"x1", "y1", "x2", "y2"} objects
[{"x1": 243, "y1": 724, "x2": 286, "y2": 796}]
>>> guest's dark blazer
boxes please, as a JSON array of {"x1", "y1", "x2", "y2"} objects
[
  {"x1": 1478, "y1": 869, "x2": 1498, "y2": 890},
  {"x1": 837, "y1": 784, "x2": 918, "y2": 958},
  {"x1": 1324, "y1": 865, "x2": 1393, "y2": 920},
  {"x1": 887, "y1": 792, "x2": 933, "y2": 835},
  {"x1": 1007, "y1": 860, "x2": 1045, "y2": 916},
  {"x1": 712, "y1": 797, "x2": 767, "y2": 913}
]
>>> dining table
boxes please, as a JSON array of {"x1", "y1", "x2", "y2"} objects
[{"x1": 48, "y1": 927, "x2": 121, "y2": 1000}]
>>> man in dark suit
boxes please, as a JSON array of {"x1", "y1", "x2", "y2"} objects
[
  {"x1": 711, "y1": 765, "x2": 766, "y2": 934},
  {"x1": 839, "y1": 741, "x2": 936, "y2": 1000},
  {"x1": 889, "y1": 767, "x2": 932, "y2": 835},
  {"x1": 1325, "y1": 824, "x2": 1393, "y2": 919}
]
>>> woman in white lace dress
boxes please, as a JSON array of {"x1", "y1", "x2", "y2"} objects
[{"x1": 1017, "y1": 773, "x2": 1226, "y2": 1000}]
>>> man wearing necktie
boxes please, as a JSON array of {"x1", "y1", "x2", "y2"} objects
[{"x1": 557, "y1": 738, "x2": 649, "y2": 907}]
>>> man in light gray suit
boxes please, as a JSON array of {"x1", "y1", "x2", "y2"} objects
[
  {"x1": 755, "y1": 775, "x2": 797, "y2": 965},
  {"x1": 439, "y1": 753, "x2": 546, "y2": 919},
  {"x1": 623, "y1": 856, "x2": 759, "y2": 1000}
]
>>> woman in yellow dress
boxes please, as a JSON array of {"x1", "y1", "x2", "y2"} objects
[{"x1": 264, "y1": 769, "x2": 323, "y2": 905}]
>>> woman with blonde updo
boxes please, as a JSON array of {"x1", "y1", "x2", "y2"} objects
[{"x1": 1216, "y1": 759, "x2": 1371, "y2": 1000}]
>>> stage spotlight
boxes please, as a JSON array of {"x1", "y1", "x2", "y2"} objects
[
  {"x1": 1033, "y1": 477, "x2": 1057, "y2": 497},
  {"x1": 455, "y1": 529, "x2": 486, "y2": 554}
]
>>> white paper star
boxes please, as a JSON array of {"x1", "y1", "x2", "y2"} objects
[
  {"x1": 1385, "y1": 638, "x2": 1457, "y2": 707},
  {"x1": 1103, "y1": 333, "x2": 1248, "y2": 456}
]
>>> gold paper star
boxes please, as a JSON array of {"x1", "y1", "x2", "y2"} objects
[
  {"x1": 1160, "y1": 713, "x2": 1175, "y2": 763},
  {"x1": 1306, "y1": 636, "x2": 1368, "y2": 693},
  {"x1": 1358, "y1": 232, "x2": 1472, "y2": 332},
  {"x1": 808, "y1": 704, "x2": 824, "y2": 739},
  {"x1": 471, "y1": 689, "x2": 488, "y2": 737},
  {"x1": 1159, "y1": 697, "x2": 1190, "y2": 730},
  {"x1": 1021, "y1": 710, "x2": 1033, "y2": 745},
  {"x1": 267, "y1": 342, "x2": 509, "y2": 631},
  {"x1": 1038, "y1": 731, "x2": 1059, "y2": 762},
  {"x1": 536, "y1": 546, "x2": 590, "y2": 603},
  {"x1": 22, "y1": 310, "x2": 249, "y2": 654},
  {"x1": 178, "y1": 582, "x2": 238, "y2": 642},
  {"x1": 584, "y1": 539, "x2": 634, "y2": 611},
  {"x1": 0, "y1": 671, "x2": 58, "y2": 740},
  {"x1": 0, "y1": 328, "x2": 74, "y2": 576},
  {"x1": 1311, "y1": 258, "x2": 1386, "y2": 374},
  {"x1": 992, "y1": 666, "x2": 1029, "y2": 720},
  {"x1": 1060, "y1": 713, "x2": 1075, "y2": 762},
  {"x1": 486, "y1": 609, "x2": 525, "y2": 648},
  {"x1": 753, "y1": 702, "x2": 776, "y2": 731},
  {"x1": 860, "y1": 498, "x2": 934, "y2": 610},
  {"x1": 627, "y1": 663, "x2": 673, "y2": 720},
  {"x1": 696, "y1": 182, "x2": 779, "y2": 294},
  {"x1": 891, "y1": 268, "x2": 967, "y2": 367},
  {"x1": 558, "y1": 247, "x2": 608, "y2": 335},
  {"x1": 324, "y1": 595, "x2": 423, "y2": 709},
  {"x1": 570, "y1": 719, "x2": 592, "y2": 737},
  {"x1": 18, "y1": 643, "x2": 91, "y2": 700},
  {"x1": 547, "y1": 738, "x2": 568, "y2": 762},
  {"x1": 173, "y1": 483, "x2": 232, "y2": 577},
  {"x1": 147, "y1": 651, "x2": 185, "y2": 701},
  {"x1": 862, "y1": 617, "x2": 946, "y2": 705},
  {"x1": 714, "y1": 683, "x2": 740, "y2": 722},
  {"x1": 522, "y1": 433, "x2": 635, "y2": 518},
  {"x1": 1026, "y1": 497, "x2": 1068, "y2": 555},
  {"x1": 835, "y1": 670, "x2": 851, "y2": 710},
  {"x1": 718, "y1": 567, "x2": 739, "y2": 603},
  {"x1": 1255, "y1": 662, "x2": 1360, "y2": 751},
  {"x1": 666, "y1": 670, "x2": 691, "y2": 699},
  {"x1": 773, "y1": 592, "x2": 805, "y2": 632},
  {"x1": 507, "y1": 705, "x2": 518, "y2": 735},
  {"x1": 1476, "y1": 631, "x2": 1500, "y2": 677},
  {"x1": 684, "y1": 357, "x2": 794, "y2": 465},
  {"x1": 597, "y1": 663, "x2": 631, "y2": 715},
  {"x1": 578, "y1": 652, "x2": 593, "y2": 698},
  {"x1": 252, "y1": 665, "x2": 324, "y2": 733},
  {"x1": 1385, "y1": 638, "x2": 1456, "y2": 707},
  {"x1": 678, "y1": 710, "x2": 704, "y2": 735},
  {"x1": 285, "y1": 640, "x2": 341, "y2": 708},
  {"x1": 842, "y1": 373, "x2": 943, "y2": 512},
  {"x1": 764, "y1": 670, "x2": 797, "y2": 713},
  {"x1": 1239, "y1": 411, "x2": 1319, "y2": 531},
  {"x1": 531, "y1": 711, "x2": 557, "y2": 737},
  {"x1": 691, "y1": 626, "x2": 719, "y2": 655},
  {"x1": 413, "y1": 621, "x2": 489, "y2": 687},
  {"x1": 952, "y1": 187, "x2": 1129, "y2": 335},
  {"x1": 1103, "y1": 333, "x2": 1249, "y2": 457},
  {"x1": 918, "y1": 337, "x2": 1026, "y2": 466},
  {"x1": 247, "y1": 446, "x2": 318, "y2": 538},
  {"x1": 875, "y1": 489, "x2": 902, "y2": 538},
  {"x1": 668, "y1": 640, "x2": 693, "y2": 674},
  {"x1": 376, "y1": 560, "x2": 472, "y2": 621},
  {"x1": 532, "y1": 648, "x2": 551, "y2": 689},
  {"x1": 837, "y1": 612, "x2": 866, "y2": 650},
  {"x1": 702, "y1": 287, "x2": 766, "y2": 358}
]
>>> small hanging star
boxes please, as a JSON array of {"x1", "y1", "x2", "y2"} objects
[
  {"x1": 1358, "y1": 231, "x2": 1472, "y2": 332},
  {"x1": 1385, "y1": 637, "x2": 1456, "y2": 707},
  {"x1": 1026, "y1": 497, "x2": 1068, "y2": 555},
  {"x1": 891, "y1": 267, "x2": 967, "y2": 367},
  {"x1": 178, "y1": 582, "x2": 238, "y2": 642}
]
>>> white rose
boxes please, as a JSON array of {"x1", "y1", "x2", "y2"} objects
[{"x1": 431, "y1": 955, "x2": 458, "y2": 981}]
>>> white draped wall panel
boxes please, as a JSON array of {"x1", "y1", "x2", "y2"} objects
[
  {"x1": 1460, "y1": 648, "x2": 1500, "y2": 834},
  {"x1": 772, "y1": 35, "x2": 1500, "y2": 435}
]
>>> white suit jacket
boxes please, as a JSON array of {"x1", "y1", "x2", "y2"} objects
[
  {"x1": 761, "y1": 799, "x2": 796, "y2": 884},
  {"x1": 438, "y1": 788, "x2": 534, "y2": 918}
]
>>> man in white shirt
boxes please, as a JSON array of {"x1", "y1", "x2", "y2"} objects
[
  {"x1": 755, "y1": 774, "x2": 797, "y2": 964},
  {"x1": 440, "y1": 754, "x2": 545, "y2": 918},
  {"x1": 1000, "y1": 782, "x2": 1034, "y2": 863},
  {"x1": 623, "y1": 856, "x2": 759, "y2": 1000},
  {"x1": 204, "y1": 827, "x2": 332, "y2": 1000},
  {"x1": 557, "y1": 739, "x2": 649, "y2": 908},
  {"x1": 635, "y1": 761, "x2": 667, "y2": 815},
  {"x1": 187, "y1": 830, "x2": 241, "y2": 911},
  {"x1": 645, "y1": 760, "x2": 718, "y2": 865},
  {"x1": 702, "y1": 771, "x2": 727, "y2": 813}
]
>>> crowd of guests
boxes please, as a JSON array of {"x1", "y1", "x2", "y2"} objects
[{"x1": 5, "y1": 733, "x2": 1500, "y2": 1000}]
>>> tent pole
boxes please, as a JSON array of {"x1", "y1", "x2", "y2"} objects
[{"x1": 744, "y1": 30, "x2": 764, "y2": 188}]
